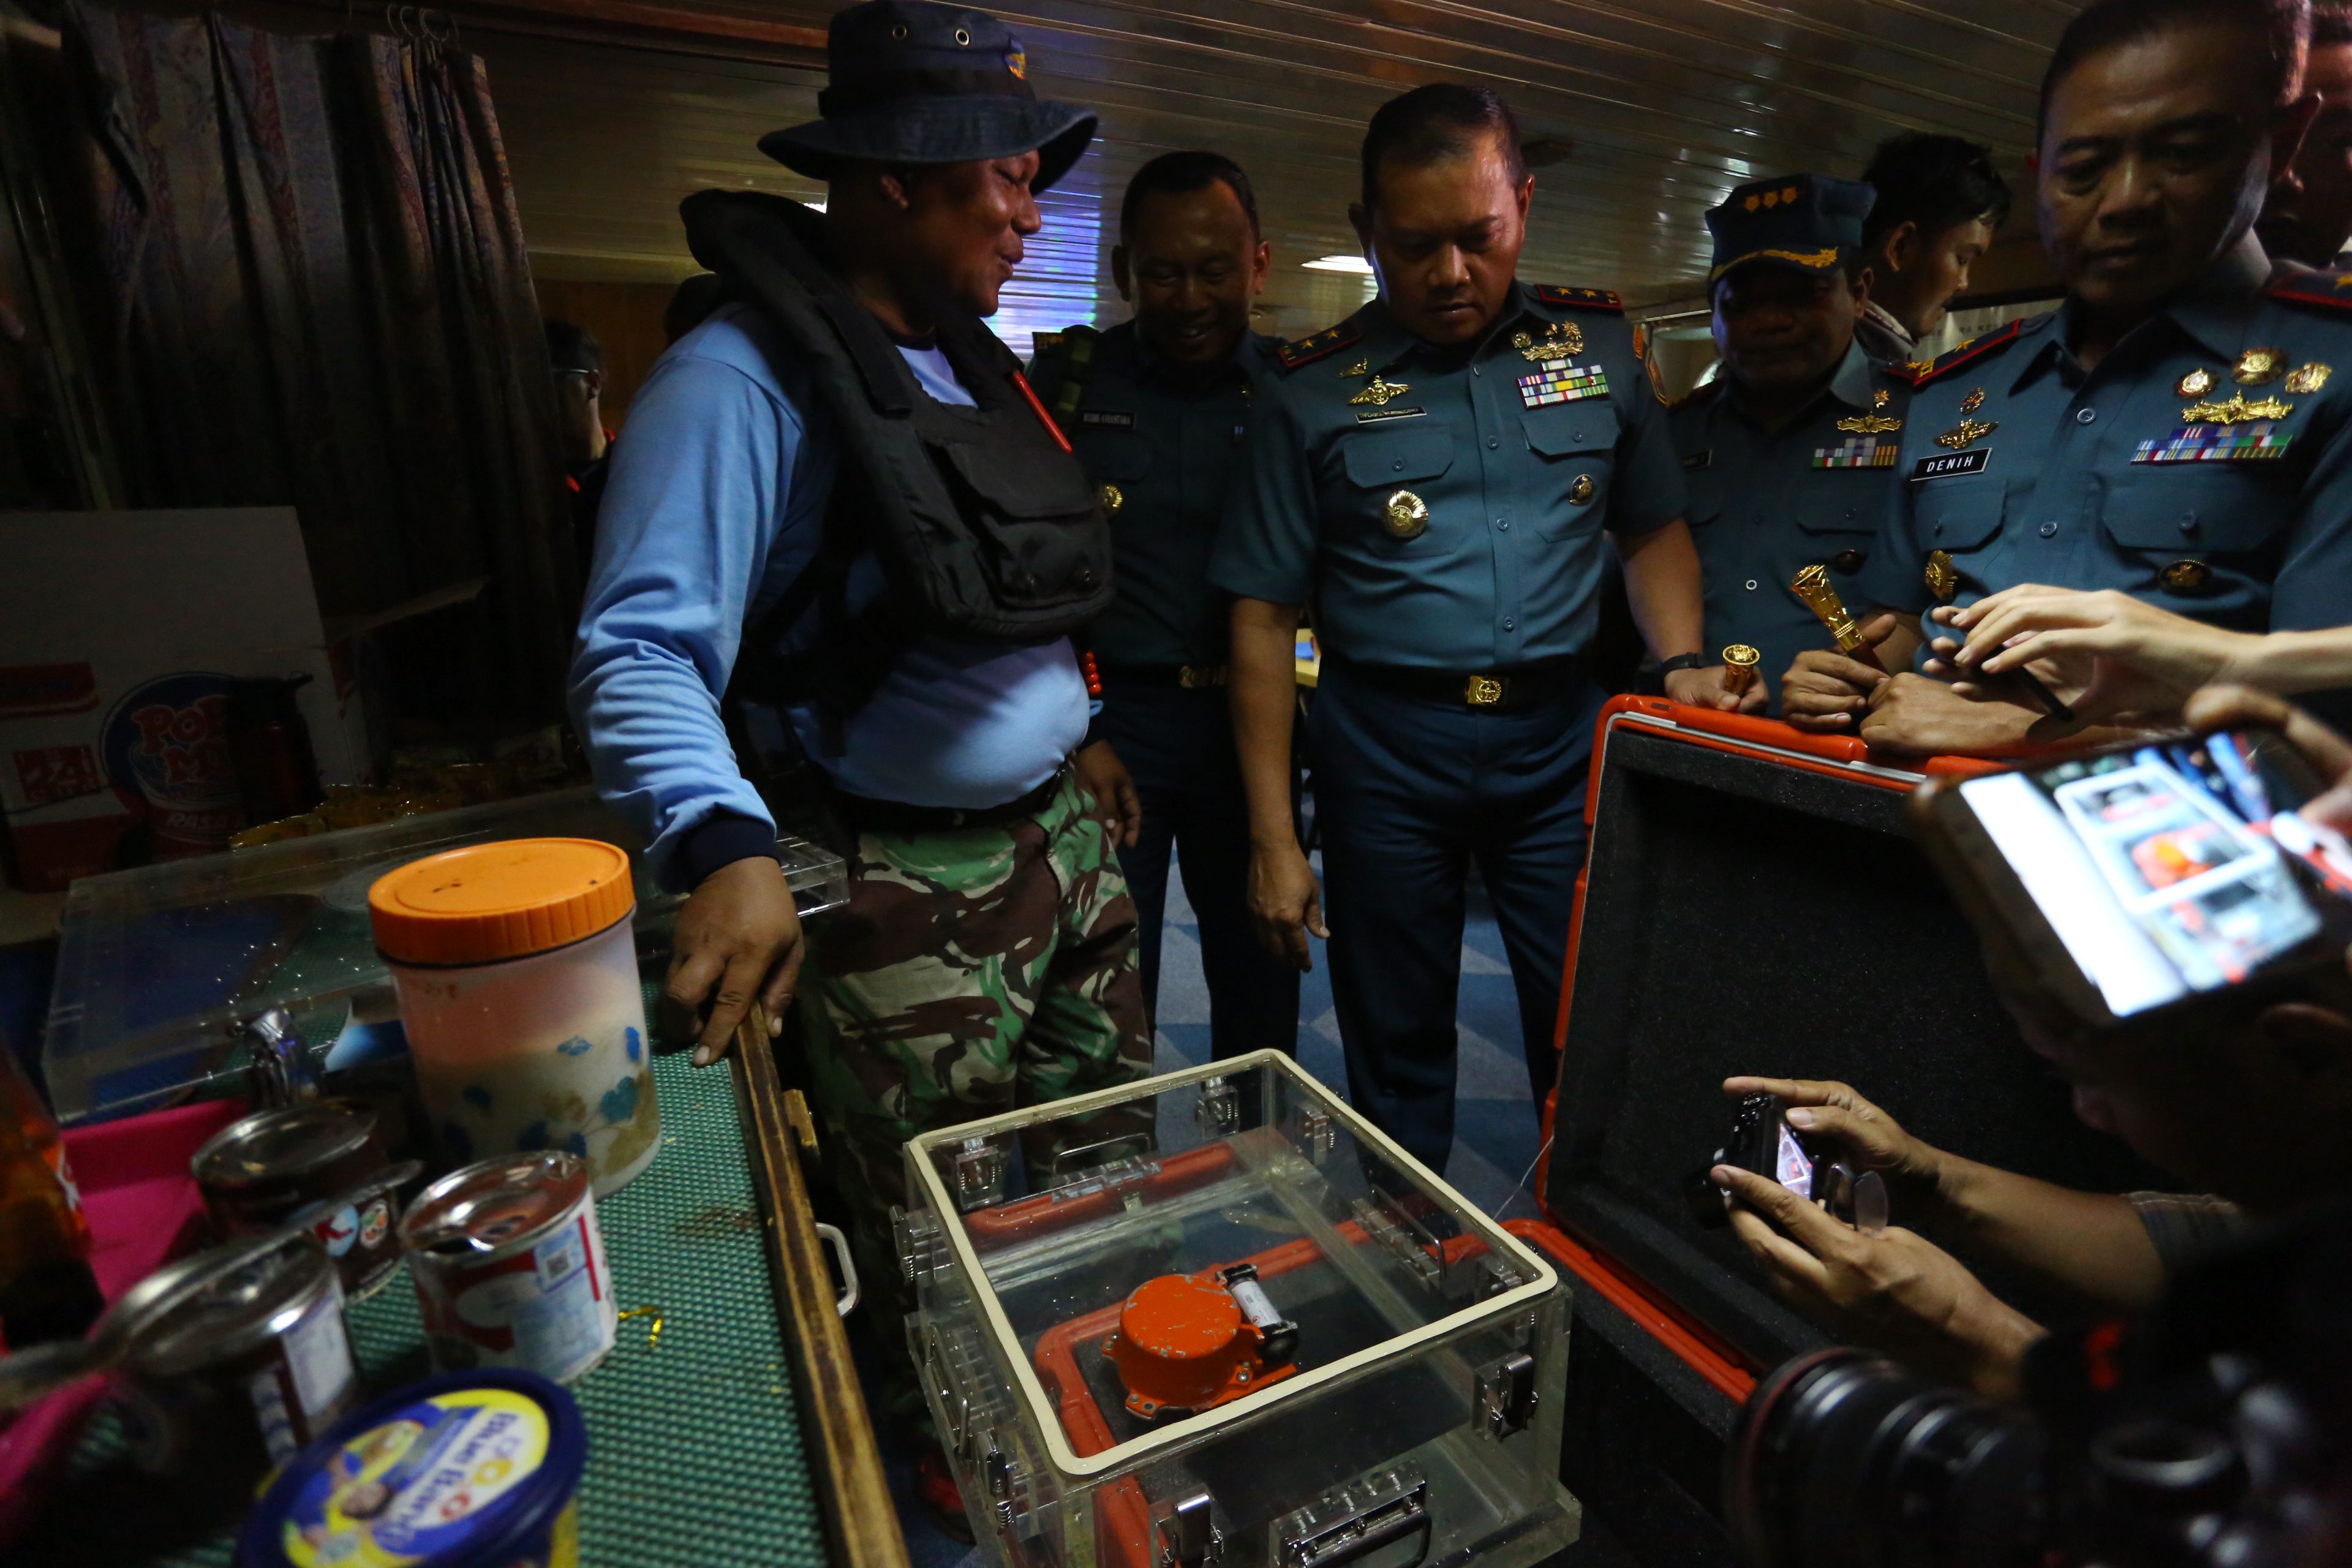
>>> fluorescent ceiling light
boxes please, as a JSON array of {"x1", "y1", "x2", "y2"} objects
[{"x1": 1303, "y1": 254, "x2": 1373, "y2": 274}]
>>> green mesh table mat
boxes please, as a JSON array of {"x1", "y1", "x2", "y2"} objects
[{"x1": 30, "y1": 1047, "x2": 830, "y2": 1567}]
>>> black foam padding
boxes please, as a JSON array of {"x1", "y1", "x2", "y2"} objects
[
  {"x1": 1545, "y1": 725, "x2": 2168, "y2": 1368},
  {"x1": 1557, "y1": 1280, "x2": 1739, "y2": 1568}
]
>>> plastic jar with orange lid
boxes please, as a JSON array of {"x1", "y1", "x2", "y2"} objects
[{"x1": 368, "y1": 839, "x2": 658, "y2": 1196}]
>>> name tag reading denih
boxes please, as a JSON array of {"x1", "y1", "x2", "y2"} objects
[{"x1": 1912, "y1": 449, "x2": 1992, "y2": 482}]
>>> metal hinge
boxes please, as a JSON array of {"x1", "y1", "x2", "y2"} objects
[
  {"x1": 1194, "y1": 1075, "x2": 1240, "y2": 1138},
  {"x1": 1279, "y1": 1472, "x2": 1431, "y2": 1568},
  {"x1": 1155, "y1": 1487, "x2": 1224, "y2": 1568},
  {"x1": 952, "y1": 1135, "x2": 1009, "y2": 1212},
  {"x1": 1297, "y1": 1107, "x2": 1335, "y2": 1164},
  {"x1": 894, "y1": 1205, "x2": 945, "y2": 1284},
  {"x1": 1475, "y1": 1351, "x2": 1539, "y2": 1439}
]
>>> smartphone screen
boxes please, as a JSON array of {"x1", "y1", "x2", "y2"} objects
[
  {"x1": 1958, "y1": 731, "x2": 2352, "y2": 1017},
  {"x1": 1773, "y1": 1123, "x2": 1814, "y2": 1199}
]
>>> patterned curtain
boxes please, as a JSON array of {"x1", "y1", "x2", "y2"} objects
[{"x1": 50, "y1": 1, "x2": 573, "y2": 726}]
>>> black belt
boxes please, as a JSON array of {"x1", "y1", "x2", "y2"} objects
[
  {"x1": 1095, "y1": 660, "x2": 1229, "y2": 690},
  {"x1": 1330, "y1": 655, "x2": 1587, "y2": 710},
  {"x1": 830, "y1": 765, "x2": 1067, "y2": 834}
]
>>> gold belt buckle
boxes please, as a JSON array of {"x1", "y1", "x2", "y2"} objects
[{"x1": 1464, "y1": 674, "x2": 1506, "y2": 707}]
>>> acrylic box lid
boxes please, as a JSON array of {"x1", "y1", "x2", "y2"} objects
[{"x1": 906, "y1": 1050, "x2": 1558, "y2": 1482}]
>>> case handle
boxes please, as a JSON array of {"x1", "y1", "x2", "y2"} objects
[
  {"x1": 815, "y1": 1221, "x2": 859, "y2": 1317},
  {"x1": 1280, "y1": 1479, "x2": 1431, "y2": 1568}
]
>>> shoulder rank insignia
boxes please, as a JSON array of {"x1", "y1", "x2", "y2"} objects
[
  {"x1": 1275, "y1": 320, "x2": 1366, "y2": 373},
  {"x1": 2266, "y1": 267, "x2": 2352, "y2": 312},
  {"x1": 1896, "y1": 319, "x2": 2027, "y2": 388},
  {"x1": 1532, "y1": 284, "x2": 1624, "y2": 314}
]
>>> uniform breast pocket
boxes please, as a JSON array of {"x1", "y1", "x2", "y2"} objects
[
  {"x1": 1079, "y1": 430, "x2": 1153, "y2": 483},
  {"x1": 1793, "y1": 477, "x2": 1883, "y2": 575},
  {"x1": 1523, "y1": 404, "x2": 1619, "y2": 540},
  {"x1": 1916, "y1": 477, "x2": 2008, "y2": 557},
  {"x1": 1336, "y1": 425, "x2": 1455, "y2": 552},
  {"x1": 2101, "y1": 468, "x2": 2290, "y2": 563}
]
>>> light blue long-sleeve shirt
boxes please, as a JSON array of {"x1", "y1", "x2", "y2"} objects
[{"x1": 568, "y1": 301, "x2": 1088, "y2": 889}]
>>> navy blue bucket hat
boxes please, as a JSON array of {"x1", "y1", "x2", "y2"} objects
[{"x1": 760, "y1": 1, "x2": 1098, "y2": 194}]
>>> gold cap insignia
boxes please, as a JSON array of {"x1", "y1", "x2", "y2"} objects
[
  {"x1": 1958, "y1": 386, "x2": 1986, "y2": 415},
  {"x1": 1936, "y1": 418, "x2": 1999, "y2": 450},
  {"x1": 2286, "y1": 362, "x2": 2332, "y2": 394},
  {"x1": 1569, "y1": 473, "x2": 1596, "y2": 505},
  {"x1": 2160, "y1": 559, "x2": 2213, "y2": 595},
  {"x1": 2176, "y1": 368, "x2": 2217, "y2": 399},
  {"x1": 2180, "y1": 392, "x2": 2293, "y2": 424},
  {"x1": 2234, "y1": 347, "x2": 2286, "y2": 385},
  {"x1": 1098, "y1": 483, "x2": 1123, "y2": 516},
  {"x1": 1722, "y1": 644, "x2": 1761, "y2": 696},
  {"x1": 1350, "y1": 374, "x2": 1410, "y2": 407},
  {"x1": 1340, "y1": 358, "x2": 1369, "y2": 377},
  {"x1": 1925, "y1": 549, "x2": 1959, "y2": 603},
  {"x1": 1384, "y1": 489, "x2": 1430, "y2": 540}
]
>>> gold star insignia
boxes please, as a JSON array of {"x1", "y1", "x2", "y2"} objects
[{"x1": 1349, "y1": 374, "x2": 1411, "y2": 407}]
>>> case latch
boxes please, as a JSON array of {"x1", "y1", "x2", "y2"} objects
[
  {"x1": 894, "y1": 1205, "x2": 946, "y2": 1284},
  {"x1": 1154, "y1": 1487, "x2": 1223, "y2": 1568},
  {"x1": 1297, "y1": 1107, "x2": 1335, "y2": 1164},
  {"x1": 1475, "y1": 1351, "x2": 1539, "y2": 1438}
]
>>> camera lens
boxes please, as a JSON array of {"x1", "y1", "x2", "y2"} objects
[{"x1": 1727, "y1": 1348, "x2": 2046, "y2": 1568}]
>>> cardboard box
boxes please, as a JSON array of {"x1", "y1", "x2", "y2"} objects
[{"x1": 0, "y1": 508, "x2": 370, "y2": 891}]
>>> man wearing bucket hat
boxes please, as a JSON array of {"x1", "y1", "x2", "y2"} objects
[
  {"x1": 1668, "y1": 174, "x2": 1920, "y2": 717},
  {"x1": 569, "y1": 0, "x2": 1152, "y2": 1501}
]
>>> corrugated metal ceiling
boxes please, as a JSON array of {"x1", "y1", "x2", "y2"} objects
[{"x1": 462, "y1": 0, "x2": 2079, "y2": 339}]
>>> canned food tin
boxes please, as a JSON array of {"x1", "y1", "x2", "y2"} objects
[
  {"x1": 193, "y1": 1101, "x2": 385, "y2": 1238},
  {"x1": 399, "y1": 1153, "x2": 615, "y2": 1385},
  {"x1": 119, "y1": 1231, "x2": 359, "y2": 1496},
  {"x1": 288, "y1": 1159, "x2": 423, "y2": 1303}
]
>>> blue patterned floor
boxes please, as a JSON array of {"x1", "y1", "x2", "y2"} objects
[{"x1": 882, "y1": 850, "x2": 1557, "y2": 1566}]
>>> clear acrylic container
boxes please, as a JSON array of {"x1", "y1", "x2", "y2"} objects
[{"x1": 897, "y1": 1051, "x2": 1578, "y2": 1568}]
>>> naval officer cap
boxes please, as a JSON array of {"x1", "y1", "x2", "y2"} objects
[
  {"x1": 759, "y1": 1, "x2": 1098, "y2": 194},
  {"x1": 1704, "y1": 173, "x2": 1877, "y2": 284}
]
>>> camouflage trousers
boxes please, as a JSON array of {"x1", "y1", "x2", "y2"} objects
[{"x1": 798, "y1": 766, "x2": 1153, "y2": 1428}]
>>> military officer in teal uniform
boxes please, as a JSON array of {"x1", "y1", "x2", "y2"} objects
[
  {"x1": 1212, "y1": 84, "x2": 1755, "y2": 1172},
  {"x1": 1789, "y1": 0, "x2": 2352, "y2": 753},
  {"x1": 1670, "y1": 174, "x2": 1917, "y2": 715},
  {"x1": 1029, "y1": 150, "x2": 1301, "y2": 1059}
]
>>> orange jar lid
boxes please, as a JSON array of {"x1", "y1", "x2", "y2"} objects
[{"x1": 368, "y1": 838, "x2": 634, "y2": 965}]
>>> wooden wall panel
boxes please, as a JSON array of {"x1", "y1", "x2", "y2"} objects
[{"x1": 533, "y1": 277, "x2": 685, "y2": 429}]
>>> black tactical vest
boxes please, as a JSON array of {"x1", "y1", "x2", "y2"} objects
[{"x1": 679, "y1": 190, "x2": 1112, "y2": 725}]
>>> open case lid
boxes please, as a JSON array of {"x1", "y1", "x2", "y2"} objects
[
  {"x1": 1540, "y1": 699, "x2": 2166, "y2": 1373},
  {"x1": 43, "y1": 786, "x2": 848, "y2": 1124},
  {"x1": 908, "y1": 1051, "x2": 1559, "y2": 1483}
]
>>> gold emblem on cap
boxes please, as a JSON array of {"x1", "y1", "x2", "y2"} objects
[
  {"x1": 2286, "y1": 362, "x2": 2332, "y2": 394},
  {"x1": 1350, "y1": 374, "x2": 1411, "y2": 407},
  {"x1": 1517, "y1": 320, "x2": 1585, "y2": 361},
  {"x1": 1339, "y1": 359, "x2": 1369, "y2": 377},
  {"x1": 1924, "y1": 549, "x2": 1959, "y2": 603},
  {"x1": 1568, "y1": 473, "x2": 1596, "y2": 505},
  {"x1": 2177, "y1": 368, "x2": 2217, "y2": 398},
  {"x1": 1721, "y1": 644, "x2": 1761, "y2": 698},
  {"x1": 1936, "y1": 418, "x2": 1998, "y2": 450},
  {"x1": 1383, "y1": 489, "x2": 1430, "y2": 540},
  {"x1": 1958, "y1": 386, "x2": 1986, "y2": 415},
  {"x1": 1837, "y1": 413, "x2": 1903, "y2": 434},
  {"x1": 2181, "y1": 392, "x2": 2293, "y2": 424},
  {"x1": 2160, "y1": 559, "x2": 2213, "y2": 594},
  {"x1": 2234, "y1": 347, "x2": 2286, "y2": 385},
  {"x1": 1098, "y1": 483, "x2": 1123, "y2": 516}
]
